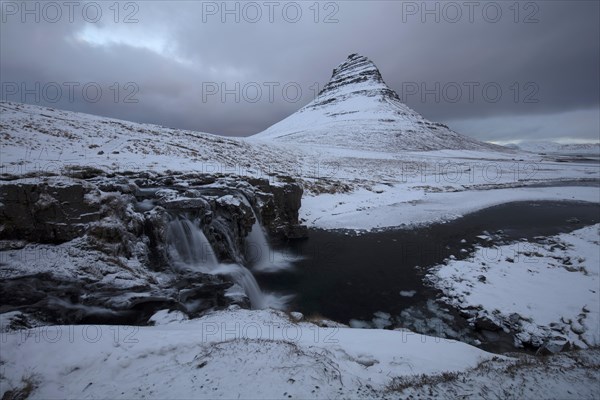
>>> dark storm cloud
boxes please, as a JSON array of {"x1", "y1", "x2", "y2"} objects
[{"x1": 1, "y1": 0, "x2": 598, "y2": 142}]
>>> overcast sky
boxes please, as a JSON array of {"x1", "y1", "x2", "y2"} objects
[{"x1": 1, "y1": 0, "x2": 598, "y2": 143}]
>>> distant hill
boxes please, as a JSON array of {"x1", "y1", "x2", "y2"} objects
[{"x1": 507, "y1": 141, "x2": 600, "y2": 156}]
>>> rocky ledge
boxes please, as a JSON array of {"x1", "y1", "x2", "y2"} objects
[{"x1": 0, "y1": 169, "x2": 306, "y2": 329}]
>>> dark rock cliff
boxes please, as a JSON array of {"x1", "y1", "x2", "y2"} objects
[{"x1": 0, "y1": 172, "x2": 305, "y2": 327}]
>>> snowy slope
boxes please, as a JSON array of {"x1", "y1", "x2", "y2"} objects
[
  {"x1": 0, "y1": 308, "x2": 494, "y2": 399},
  {"x1": 2, "y1": 308, "x2": 599, "y2": 399},
  {"x1": 251, "y1": 54, "x2": 502, "y2": 152},
  {"x1": 0, "y1": 101, "x2": 301, "y2": 178}
]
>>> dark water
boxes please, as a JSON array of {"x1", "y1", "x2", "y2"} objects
[{"x1": 255, "y1": 201, "x2": 600, "y2": 352}]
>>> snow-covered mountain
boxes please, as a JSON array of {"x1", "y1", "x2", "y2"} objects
[
  {"x1": 507, "y1": 141, "x2": 600, "y2": 156},
  {"x1": 251, "y1": 54, "x2": 501, "y2": 152}
]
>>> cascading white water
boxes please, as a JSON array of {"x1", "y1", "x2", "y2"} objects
[
  {"x1": 166, "y1": 215, "x2": 288, "y2": 309},
  {"x1": 212, "y1": 264, "x2": 266, "y2": 309},
  {"x1": 246, "y1": 220, "x2": 271, "y2": 266},
  {"x1": 241, "y1": 197, "x2": 296, "y2": 273},
  {"x1": 167, "y1": 217, "x2": 218, "y2": 271}
]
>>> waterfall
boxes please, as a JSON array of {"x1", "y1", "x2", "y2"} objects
[
  {"x1": 167, "y1": 217, "x2": 218, "y2": 271},
  {"x1": 246, "y1": 219, "x2": 272, "y2": 267},
  {"x1": 166, "y1": 215, "x2": 289, "y2": 310},
  {"x1": 242, "y1": 197, "x2": 296, "y2": 273},
  {"x1": 212, "y1": 264, "x2": 266, "y2": 309}
]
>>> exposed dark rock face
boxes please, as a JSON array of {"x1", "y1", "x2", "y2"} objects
[
  {"x1": 247, "y1": 178, "x2": 306, "y2": 239},
  {"x1": 0, "y1": 181, "x2": 102, "y2": 243},
  {"x1": 0, "y1": 172, "x2": 305, "y2": 327},
  {"x1": 474, "y1": 317, "x2": 502, "y2": 332},
  {"x1": 0, "y1": 272, "x2": 235, "y2": 326},
  {"x1": 315, "y1": 53, "x2": 390, "y2": 103}
]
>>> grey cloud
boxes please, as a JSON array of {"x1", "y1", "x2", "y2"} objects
[{"x1": 1, "y1": 0, "x2": 598, "y2": 141}]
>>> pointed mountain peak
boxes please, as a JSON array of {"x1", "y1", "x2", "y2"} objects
[
  {"x1": 310, "y1": 53, "x2": 397, "y2": 108},
  {"x1": 319, "y1": 54, "x2": 387, "y2": 97},
  {"x1": 332, "y1": 53, "x2": 383, "y2": 81},
  {"x1": 252, "y1": 53, "x2": 500, "y2": 153}
]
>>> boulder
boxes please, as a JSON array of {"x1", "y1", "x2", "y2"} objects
[{"x1": 474, "y1": 317, "x2": 502, "y2": 332}]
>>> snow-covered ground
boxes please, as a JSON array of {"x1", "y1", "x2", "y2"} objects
[
  {"x1": 2, "y1": 307, "x2": 599, "y2": 399},
  {"x1": 301, "y1": 182, "x2": 598, "y2": 231},
  {"x1": 2, "y1": 101, "x2": 598, "y2": 231},
  {"x1": 428, "y1": 224, "x2": 600, "y2": 349},
  {"x1": 0, "y1": 308, "x2": 490, "y2": 398},
  {"x1": 1, "y1": 95, "x2": 599, "y2": 398},
  {"x1": 295, "y1": 142, "x2": 598, "y2": 229}
]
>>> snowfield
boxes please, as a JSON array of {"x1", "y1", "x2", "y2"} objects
[
  {"x1": 300, "y1": 183, "x2": 599, "y2": 231},
  {"x1": 0, "y1": 101, "x2": 303, "y2": 179},
  {"x1": 429, "y1": 224, "x2": 600, "y2": 350},
  {"x1": 2, "y1": 308, "x2": 599, "y2": 399},
  {"x1": 0, "y1": 308, "x2": 492, "y2": 399}
]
